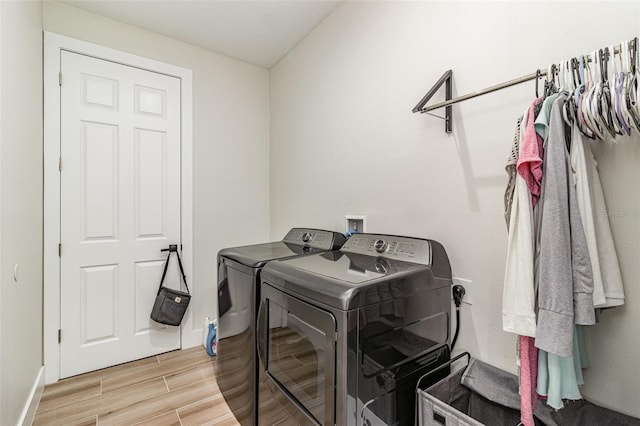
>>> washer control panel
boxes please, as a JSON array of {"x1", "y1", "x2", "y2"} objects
[
  {"x1": 283, "y1": 228, "x2": 337, "y2": 250},
  {"x1": 341, "y1": 234, "x2": 431, "y2": 265}
]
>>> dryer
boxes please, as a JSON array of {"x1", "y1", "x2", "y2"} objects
[
  {"x1": 216, "y1": 228, "x2": 346, "y2": 425},
  {"x1": 257, "y1": 233, "x2": 453, "y2": 425}
]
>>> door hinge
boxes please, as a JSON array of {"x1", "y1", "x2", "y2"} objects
[
  {"x1": 59, "y1": 72, "x2": 62, "y2": 86},
  {"x1": 58, "y1": 243, "x2": 61, "y2": 257},
  {"x1": 58, "y1": 329, "x2": 62, "y2": 344},
  {"x1": 59, "y1": 157, "x2": 62, "y2": 172}
]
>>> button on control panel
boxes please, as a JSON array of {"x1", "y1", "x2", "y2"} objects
[
  {"x1": 283, "y1": 228, "x2": 338, "y2": 250},
  {"x1": 342, "y1": 234, "x2": 431, "y2": 265}
]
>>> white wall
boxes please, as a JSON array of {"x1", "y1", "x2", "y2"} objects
[
  {"x1": 271, "y1": 1, "x2": 640, "y2": 417},
  {"x1": 43, "y1": 1, "x2": 271, "y2": 325},
  {"x1": 0, "y1": 0, "x2": 3, "y2": 417},
  {"x1": 0, "y1": 1, "x2": 43, "y2": 424}
]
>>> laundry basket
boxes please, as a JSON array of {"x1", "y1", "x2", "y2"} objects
[
  {"x1": 416, "y1": 352, "x2": 539, "y2": 426},
  {"x1": 416, "y1": 352, "x2": 640, "y2": 426}
]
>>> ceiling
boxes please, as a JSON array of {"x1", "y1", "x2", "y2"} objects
[{"x1": 63, "y1": 0, "x2": 343, "y2": 68}]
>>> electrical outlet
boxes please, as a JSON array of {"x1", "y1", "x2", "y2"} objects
[{"x1": 452, "y1": 277, "x2": 473, "y2": 305}]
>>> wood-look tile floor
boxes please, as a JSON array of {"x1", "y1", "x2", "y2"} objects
[{"x1": 34, "y1": 346, "x2": 241, "y2": 426}]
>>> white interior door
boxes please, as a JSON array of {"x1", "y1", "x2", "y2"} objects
[{"x1": 59, "y1": 51, "x2": 182, "y2": 378}]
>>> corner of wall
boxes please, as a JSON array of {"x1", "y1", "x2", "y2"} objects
[
  {"x1": 17, "y1": 366, "x2": 45, "y2": 426},
  {"x1": 0, "y1": 0, "x2": 3, "y2": 420},
  {"x1": 1, "y1": 0, "x2": 44, "y2": 424}
]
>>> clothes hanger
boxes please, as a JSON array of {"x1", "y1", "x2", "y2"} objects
[
  {"x1": 636, "y1": 37, "x2": 640, "y2": 121},
  {"x1": 533, "y1": 69, "x2": 545, "y2": 118},
  {"x1": 577, "y1": 55, "x2": 597, "y2": 138},
  {"x1": 586, "y1": 50, "x2": 606, "y2": 140},
  {"x1": 560, "y1": 60, "x2": 575, "y2": 128},
  {"x1": 582, "y1": 53, "x2": 597, "y2": 137},
  {"x1": 573, "y1": 56, "x2": 595, "y2": 139},
  {"x1": 595, "y1": 48, "x2": 617, "y2": 138},
  {"x1": 573, "y1": 57, "x2": 584, "y2": 106},
  {"x1": 556, "y1": 60, "x2": 574, "y2": 150},
  {"x1": 544, "y1": 63, "x2": 557, "y2": 98},
  {"x1": 564, "y1": 59, "x2": 576, "y2": 92},
  {"x1": 572, "y1": 57, "x2": 582, "y2": 106},
  {"x1": 626, "y1": 38, "x2": 640, "y2": 132},
  {"x1": 604, "y1": 47, "x2": 621, "y2": 136},
  {"x1": 607, "y1": 44, "x2": 629, "y2": 135},
  {"x1": 616, "y1": 41, "x2": 633, "y2": 135}
]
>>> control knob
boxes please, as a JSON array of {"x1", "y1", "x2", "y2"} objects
[
  {"x1": 374, "y1": 259, "x2": 390, "y2": 274},
  {"x1": 302, "y1": 232, "x2": 313, "y2": 243},
  {"x1": 373, "y1": 239, "x2": 388, "y2": 253}
]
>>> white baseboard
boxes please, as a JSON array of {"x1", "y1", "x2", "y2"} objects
[
  {"x1": 182, "y1": 327, "x2": 202, "y2": 349},
  {"x1": 18, "y1": 366, "x2": 45, "y2": 426}
]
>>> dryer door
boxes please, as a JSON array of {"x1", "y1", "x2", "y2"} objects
[{"x1": 258, "y1": 283, "x2": 336, "y2": 425}]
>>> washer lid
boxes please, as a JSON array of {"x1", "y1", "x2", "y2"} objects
[
  {"x1": 218, "y1": 228, "x2": 347, "y2": 268},
  {"x1": 219, "y1": 242, "x2": 323, "y2": 268},
  {"x1": 262, "y1": 251, "x2": 439, "y2": 310},
  {"x1": 261, "y1": 235, "x2": 452, "y2": 310},
  {"x1": 280, "y1": 251, "x2": 404, "y2": 284}
]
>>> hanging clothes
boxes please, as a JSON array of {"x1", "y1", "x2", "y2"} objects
[
  {"x1": 537, "y1": 326, "x2": 588, "y2": 409},
  {"x1": 516, "y1": 97, "x2": 544, "y2": 426},
  {"x1": 500, "y1": 38, "x2": 635, "y2": 417},
  {"x1": 504, "y1": 117, "x2": 523, "y2": 227},
  {"x1": 503, "y1": 108, "x2": 536, "y2": 338},
  {"x1": 524, "y1": 95, "x2": 584, "y2": 409},
  {"x1": 536, "y1": 92, "x2": 595, "y2": 358},
  {"x1": 520, "y1": 335, "x2": 538, "y2": 426},
  {"x1": 583, "y1": 140, "x2": 625, "y2": 308},
  {"x1": 570, "y1": 115, "x2": 606, "y2": 307},
  {"x1": 534, "y1": 93, "x2": 561, "y2": 141},
  {"x1": 518, "y1": 97, "x2": 545, "y2": 206}
]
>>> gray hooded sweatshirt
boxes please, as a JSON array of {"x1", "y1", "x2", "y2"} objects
[{"x1": 535, "y1": 93, "x2": 595, "y2": 358}]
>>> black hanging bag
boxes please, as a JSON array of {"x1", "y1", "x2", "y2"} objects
[
  {"x1": 217, "y1": 261, "x2": 232, "y2": 317},
  {"x1": 150, "y1": 244, "x2": 191, "y2": 326}
]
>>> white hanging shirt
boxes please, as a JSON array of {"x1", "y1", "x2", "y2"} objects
[
  {"x1": 570, "y1": 124, "x2": 606, "y2": 307},
  {"x1": 502, "y1": 108, "x2": 537, "y2": 337},
  {"x1": 583, "y1": 139, "x2": 625, "y2": 308}
]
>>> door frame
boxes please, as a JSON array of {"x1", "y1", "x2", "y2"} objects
[{"x1": 43, "y1": 32, "x2": 194, "y2": 384}]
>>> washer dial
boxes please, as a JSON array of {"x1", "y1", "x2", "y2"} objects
[{"x1": 373, "y1": 239, "x2": 388, "y2": 253}]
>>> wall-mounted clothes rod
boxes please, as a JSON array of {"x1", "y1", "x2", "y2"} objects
[
  {"x1": 414, "y1": 41, "x2": 630, "y2": 134},
  {"x1": 416, "y1": 69, "x2": 547, "y2": 114}
]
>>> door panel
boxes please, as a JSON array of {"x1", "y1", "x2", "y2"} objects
[
  {"x1": 134, "y1": 260, "x2": 167, "y2": 335},
  {"x1": 134, "y1": 129, "x2": 167, "y2": 239},
  {"x1": 60, "y1": 51, "x2": 181, "y2": 378},
  {"x1": 81, "y1": 121, "x2": 119, "y2": 241},
  {"x1": 80, "y1": 264, "x2": 118, "y2": 345}
]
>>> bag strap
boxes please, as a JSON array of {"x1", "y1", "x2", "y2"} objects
[{"x1": 157, "y1": 244, "x2": 190, "y2": 295}]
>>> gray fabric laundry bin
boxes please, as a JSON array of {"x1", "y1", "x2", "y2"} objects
[{"x1": 417, "y1": 353, "x2": 640, "y2": 426}]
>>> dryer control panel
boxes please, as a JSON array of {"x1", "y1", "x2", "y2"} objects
[
  {"x1": 283, "y1": 228, "x2": 346, "y2": 250},
  {"x1": 341, "y1": 233, "x2": 432, "y2": 265}
]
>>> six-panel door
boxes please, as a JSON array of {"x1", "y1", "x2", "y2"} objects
[{"x1": 60, "y1": 51, "x2": 182, "y2": 378}]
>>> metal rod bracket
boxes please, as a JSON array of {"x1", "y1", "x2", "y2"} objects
[{"x1": 412, "y1": 70, "x2": 453, "y2": 134}]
